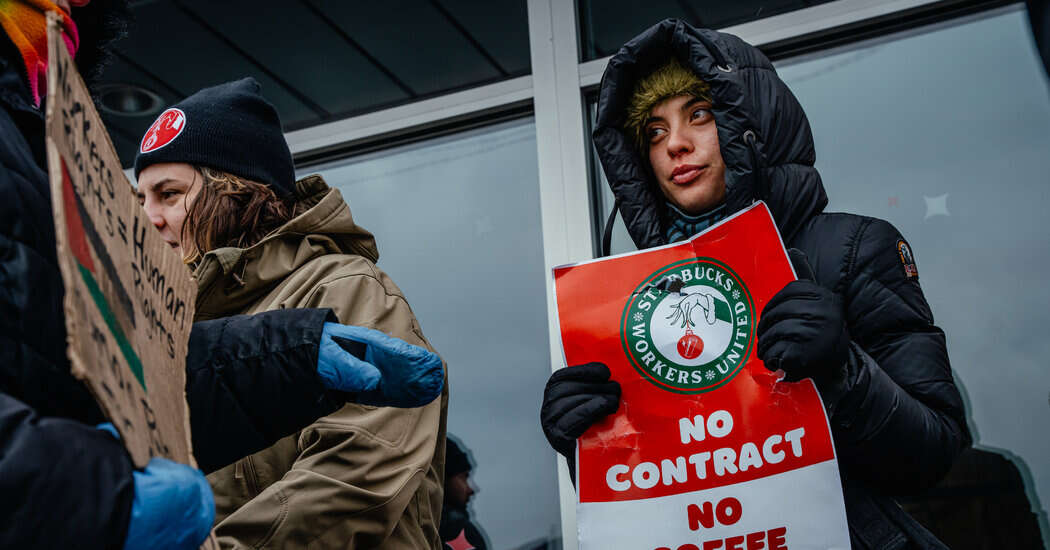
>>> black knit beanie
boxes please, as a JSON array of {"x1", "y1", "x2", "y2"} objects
[
  {"x1": 134, "y1": 77, "x2": 295, "y2": 197},
  {"x1": 445, "y1": 436, "x2": 473, "y2": 480}
]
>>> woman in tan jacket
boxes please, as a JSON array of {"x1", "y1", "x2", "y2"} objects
[{"x1": 135, "y1": 78, "x2": 449, "y2": 549}]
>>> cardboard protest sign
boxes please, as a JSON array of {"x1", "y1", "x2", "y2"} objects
[
  {"x1": 553, "y1": 203, "x2": 850, "y2": 550},
  {"x1": 44, "y1": 14, "x2": 197, "y2": 470}
]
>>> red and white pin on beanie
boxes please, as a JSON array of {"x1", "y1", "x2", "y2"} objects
[{"x1": 140, "y1": 108, "x2": 186, "y2": 154}]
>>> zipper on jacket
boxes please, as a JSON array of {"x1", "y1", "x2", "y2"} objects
[{"x1": 241, "y1": 456, "x2": 261, "y2": 495}]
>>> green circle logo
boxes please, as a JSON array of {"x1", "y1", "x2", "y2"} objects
[{"x1": 620, "y1": 258, "x2": 755, "y2": 393}]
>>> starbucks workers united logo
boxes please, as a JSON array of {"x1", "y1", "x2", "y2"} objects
[{"x1": 621, "y1": 258, "x2": 755, "y2": 393}]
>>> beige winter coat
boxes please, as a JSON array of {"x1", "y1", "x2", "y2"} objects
[{"x1": 193, "y1": 175, "x2": 447, "y2": 549}]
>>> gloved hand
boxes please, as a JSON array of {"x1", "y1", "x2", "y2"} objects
[
  {"x1": 123, "y1": 458, "x2": 214, "y2": 550},
  {"x1": 540, "y1": 362, "x2": 621, "y2": 459},
  {"x1": 317, "y1": 323, "x2": 444, "y2": 408},
  {"x1": 96, "y1": 422, "x2": 120, "y2": 439},
  {"x1": 757, "y1": 249, "x2": 849, "y2": 382},
  {"x1": 96, "y1": 423, "x2": 214, "y2": 550}
]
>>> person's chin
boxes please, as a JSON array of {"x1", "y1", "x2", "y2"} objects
[
  {"x1": 674, "y1": 188, "x2": 719, "y2": 214},
  {"x1": 439, "y1": 504, "x2": 469, "y2": 539}
]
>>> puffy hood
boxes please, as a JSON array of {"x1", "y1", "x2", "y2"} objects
[
  {"x1": 193, "y1": 174, "x2": 379, "y2": 315},
  {"x1": 593, "y1": 19, "x2": 827, "y2": 250}
]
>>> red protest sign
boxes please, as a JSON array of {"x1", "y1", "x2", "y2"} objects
[{"x1": 553, "y1": 203, "x2": 849, "y2": 549}]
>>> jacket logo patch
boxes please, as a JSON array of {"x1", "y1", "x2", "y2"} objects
[
  {"x1": 140, "y1": 108, "x2": 186, "y2": 154},
  {"x1": 897, "y1": 239, "x2": 918, "y2": 279}
]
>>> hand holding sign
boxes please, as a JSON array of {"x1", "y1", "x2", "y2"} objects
[
  {"x1": 541, "y1": 362, "x2": 621, "y2": 460},
  {"x1": 552, "y1": 204, "x2": 849, "y2": 550},
  {"x1": 96, "y1": 424, "x2": 213, "y2": 550},
  {"x1": 45, "y1": 13, "x2": 218, "y2": 550},
  {"x1": 757, "y1": 249, "x2": 850, "y2": 384},
  {"x1": 123, "y1": 458, "x2": 214, "y2": 550}
]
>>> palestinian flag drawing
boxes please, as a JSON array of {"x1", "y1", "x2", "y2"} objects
[{"x1": 60, "y1": 157, "x2": 145, "y2": 390}]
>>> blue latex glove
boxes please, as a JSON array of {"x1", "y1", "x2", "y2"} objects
[
  {"x1": 96, "y1": 423, "x2": 214, "y2": 550},
  {"x1": 97, "y1": 422, "x2": 120, "y2": 439},
  {"x1": 124, "y1": 458, "x2": 214, "y2": 550},
  {"x1": 317, "y1": 323, "x2": 444, "y2": 408}
]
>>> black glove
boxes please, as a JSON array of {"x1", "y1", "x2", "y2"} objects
[
  {"x1": 756, "y1": 249, "x2": 849, "y2": 383},
  {"x1": 540, "y1": 362, "x2": 621, "y2": 459}
]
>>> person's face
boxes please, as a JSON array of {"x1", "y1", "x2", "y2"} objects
[
  {"x1": 446, "y1": 471, "x2": 475, "y2": 508},
  {"x1": 136, "y1": 163, "x2": 202, "y2": 254},
  {"x1": 645, "y1": 95, "x2": 727, "y2": 215}
]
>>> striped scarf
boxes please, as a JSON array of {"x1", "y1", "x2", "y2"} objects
[
  {"x1": 0, "y1": 0, "x2": 79, "y2": 106},
  {"x1": 665, "y1": 202, "x2": 726, "y2": 243}
]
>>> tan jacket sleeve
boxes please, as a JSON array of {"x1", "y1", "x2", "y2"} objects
[{"x1": 214, "y1": 268, "x2": 447, "y2": 549}]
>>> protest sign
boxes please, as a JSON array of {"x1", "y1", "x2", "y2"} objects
[
  {"x1": 553, "y1": 203, "x2": 850, "y2": 550},
  {"x1": 44, "y1": 14, "x2": 197, "y2": 471}
]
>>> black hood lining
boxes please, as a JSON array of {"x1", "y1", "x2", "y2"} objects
[{"x1": 592, "y1": 19, "x2": 828, "y2": 251}]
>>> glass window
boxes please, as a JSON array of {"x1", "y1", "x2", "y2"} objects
[
  {"x1": 589, "y1": 9, "x2": 1050, "y2": 548},
  {"x1": 300, "y1": 119, "x2": 561, "y2": 550},
  {"x1": 776, "y1": 11, "x2": 1050, "y2": 547},
  {"x1": 577, "y1": 0, "x2": 836, "y2": 62},
  {"x1": 102, "y1": 0, "x2": 531, "y2": 167}
]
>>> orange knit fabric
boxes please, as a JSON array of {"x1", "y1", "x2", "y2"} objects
[{"x1": 0, "y1": 0, "x2": 79, "y2": 106}]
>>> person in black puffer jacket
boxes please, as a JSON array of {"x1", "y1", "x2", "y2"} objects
[
  {"x1": 540, "y1": 19, "x2": 971, "y2": 550},
  {"x1": 1, "y1": 3, "x2": 442, "y2": 549}
]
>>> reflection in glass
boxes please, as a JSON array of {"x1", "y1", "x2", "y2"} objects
[
  {"x1": 442, "y1": 435, "x2": 492, "y2": 550},
  {"x1": 302, "y1": 119, "x2": 561, "y2": 550},
  {"x1": 577, "y1": 0, "x2": 835, "y2": 61},
  {"x1": 776, "y1": 10, "x2": 1050, "y2": 547},
  {"x1": 105, "y1": 0, "x2": 532, "y2": 167}
]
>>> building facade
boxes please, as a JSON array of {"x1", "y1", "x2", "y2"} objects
[{"x1": 105, "y1": 1, "x2": 1050, "y2": 548}]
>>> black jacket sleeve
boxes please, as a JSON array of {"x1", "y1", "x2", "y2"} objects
[
  {"x1": 185, "y1": 308, "x2": 345, "y2": 473},
  {"x1": 0, "y1": 392, "x2": 134, "y2": 550},
  {"x1": 828, "y1": 218, "x2": 971, "y2": 494},
  {"x1": 0, "y1": 92, "x2": 109, "y2": 425}
]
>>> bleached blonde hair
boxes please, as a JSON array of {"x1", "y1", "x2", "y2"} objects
[{"x1": 624, "y1": 58, "x2": 712, "y2": 151}]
